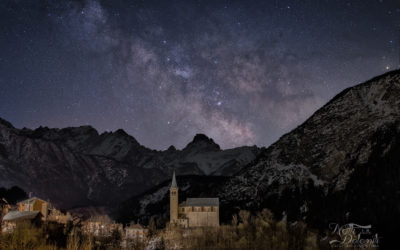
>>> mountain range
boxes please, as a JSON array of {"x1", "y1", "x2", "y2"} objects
[
  {"x1": 118, "y1": 70, "x2": 400, "y2": 247},
  {"x1": 0, "y1": 119, "x2": 260, "y2": 208},
  {"x1": 1, "y1": 70, "x2": 399, "y2": 247}
]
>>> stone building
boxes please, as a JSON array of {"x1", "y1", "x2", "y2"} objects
[
  {"x1": 1, "y1": 196, "x2": 72, "y2": 232},
  {"x1": 17, "y1": 197, "x2": 49, "y2": 219},
  {"x1": 16, "y1": 196, "x2": 72, "y2": 224},
  {"x1": 1, "y1": 196, "x2": 73, "y2": 233},
  {"x1": 125, "y1": 223, "x2": 148, "y2": 239},
  {"x1": 2, "y1": 211, "x2": 42, "y2": 233},
  {"x1": 82, "y1": 215, "x2": 123, "y2": 237},
  {"x1": 169, "y1": 172, "x2": 219, "y2": 227},
  {"x1": 47, "y1": 208, "x2": 73, "y2": 224}
]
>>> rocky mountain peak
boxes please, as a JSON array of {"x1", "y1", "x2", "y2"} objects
[
  {"x1": 99, "y1": 128, "x2": 141, "y2": 147},
  {"x1": 184, "y1": 133, "x2": 221, "y2": 151},
  {"x1": 222, "y1": 70, "x2": 400, "y2": 208},
  {"x1": 0, "y1": 117, "x2": 15, "y2": 129},
  {"x1": 192, "y1": 133, "x2": 212, "y2": 142},
  {"x1": 115, "y1": 128, "x2": 128, "y2": 136},
  {"x1": 0, "y1": 117, "x2": 259, "y2": 208},
  {"x1": 167, "y1": 145, "x2": 176, "y2": 151}
]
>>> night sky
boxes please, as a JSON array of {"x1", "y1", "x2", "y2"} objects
[{"x1": 1, "y1": 0, "x2": 399, "y2": 150}]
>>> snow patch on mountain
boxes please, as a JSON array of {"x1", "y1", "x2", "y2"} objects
[
  {"x1": 221, "y1": 70, "x2": 400, "y2": 205},
  {"x1": 139, "y1": 186, "x2": 169, "y2": 214},
  {"x1": 166, "y1": 146, "x2": 259, "y2": 175},
  {"x1": 0, "y1": 119, "x2": 260, "y2": 208}
]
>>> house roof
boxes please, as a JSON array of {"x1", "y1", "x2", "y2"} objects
[
  {"x1": 184, "y1": 198, "x2": 219, "y2": 207},
  {"x1": 127, "y1": 223, "x2": 145, "y2": 229},
  {"x1": 17, "y1": 197, "x2": 46, "y2": 205},
  {"x1": 87, "y1": 215, "x2": 113, "y2": 223},
  {"x1": 2, "y1": 211, "x2": 41, "y2": 221}
]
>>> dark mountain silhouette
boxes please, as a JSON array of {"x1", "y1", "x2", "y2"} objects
[{"x1": 0, "y1": 119, "x2": 260, "y2": 209}]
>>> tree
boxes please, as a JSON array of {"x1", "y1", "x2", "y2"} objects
[
  {"x1": 156, "y1": 236, "x2": 166, "y2": 250},
  {"x1": 148, "y1": 217, "x2": 157, "y2": 238},
  {"x1": 111, "y1": 228, "x2": 122, "y2": 246}
]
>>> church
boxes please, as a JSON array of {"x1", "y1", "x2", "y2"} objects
[{"x1": 169, "y1": 172, "x2": 219, "y2": 228}]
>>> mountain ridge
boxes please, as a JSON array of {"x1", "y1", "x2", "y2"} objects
[
  {"x1": 0, "y1": 118, "x2": 261, "y2": 208},
  {"x1": 119, "y1": 70, "x2": 400, "y2": 247}
]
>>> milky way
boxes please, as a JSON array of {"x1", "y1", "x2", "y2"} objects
[{"x1": 1, "y1": 0, "x2": 399, "y2": 149}]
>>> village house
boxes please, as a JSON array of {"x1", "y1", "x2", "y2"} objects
[
  {"x1": 1, "y1": 196, "x2": 73, "y2": 233},
  {"x1": 82, "y1": 215, "x2": 123, "y2": 237},
  {"x1": 2, "y1": 211, "x2": 43, "y2": 233},
  {"x1": 169, "y1": 172, "x2": 220, "y2": 228},
  {"x1": 47, "y1": 207, "x2": 73, "y2": 224},
  {"x1": 17, "y1": 197, "x2": 49, "y2": 219},
  {"x1": 17, "y1": 196, "x2": 72, "y2": 224},
  {"x1": 125, "y1": 223, "x2": 148, "y2": 239}
]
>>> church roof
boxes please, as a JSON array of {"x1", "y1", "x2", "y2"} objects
[
  {"x1": 185, "y1": 198, "x2": 219, "y2": 207},
  {"x1": 171, "y1": 171, "x2": 178, "y2": 188}
]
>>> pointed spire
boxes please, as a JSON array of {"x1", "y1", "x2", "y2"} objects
[{"x1": 171, "y1": 170, "x2": 178, "y2": 188}]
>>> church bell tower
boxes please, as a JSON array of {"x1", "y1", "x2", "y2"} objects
[{"x1": 170, "y1": 171, "x2": 179, "y2": 224}]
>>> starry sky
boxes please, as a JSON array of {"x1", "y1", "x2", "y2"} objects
[{"x1": 1, "y1": 0, "x2": 399, "y2": 150}]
